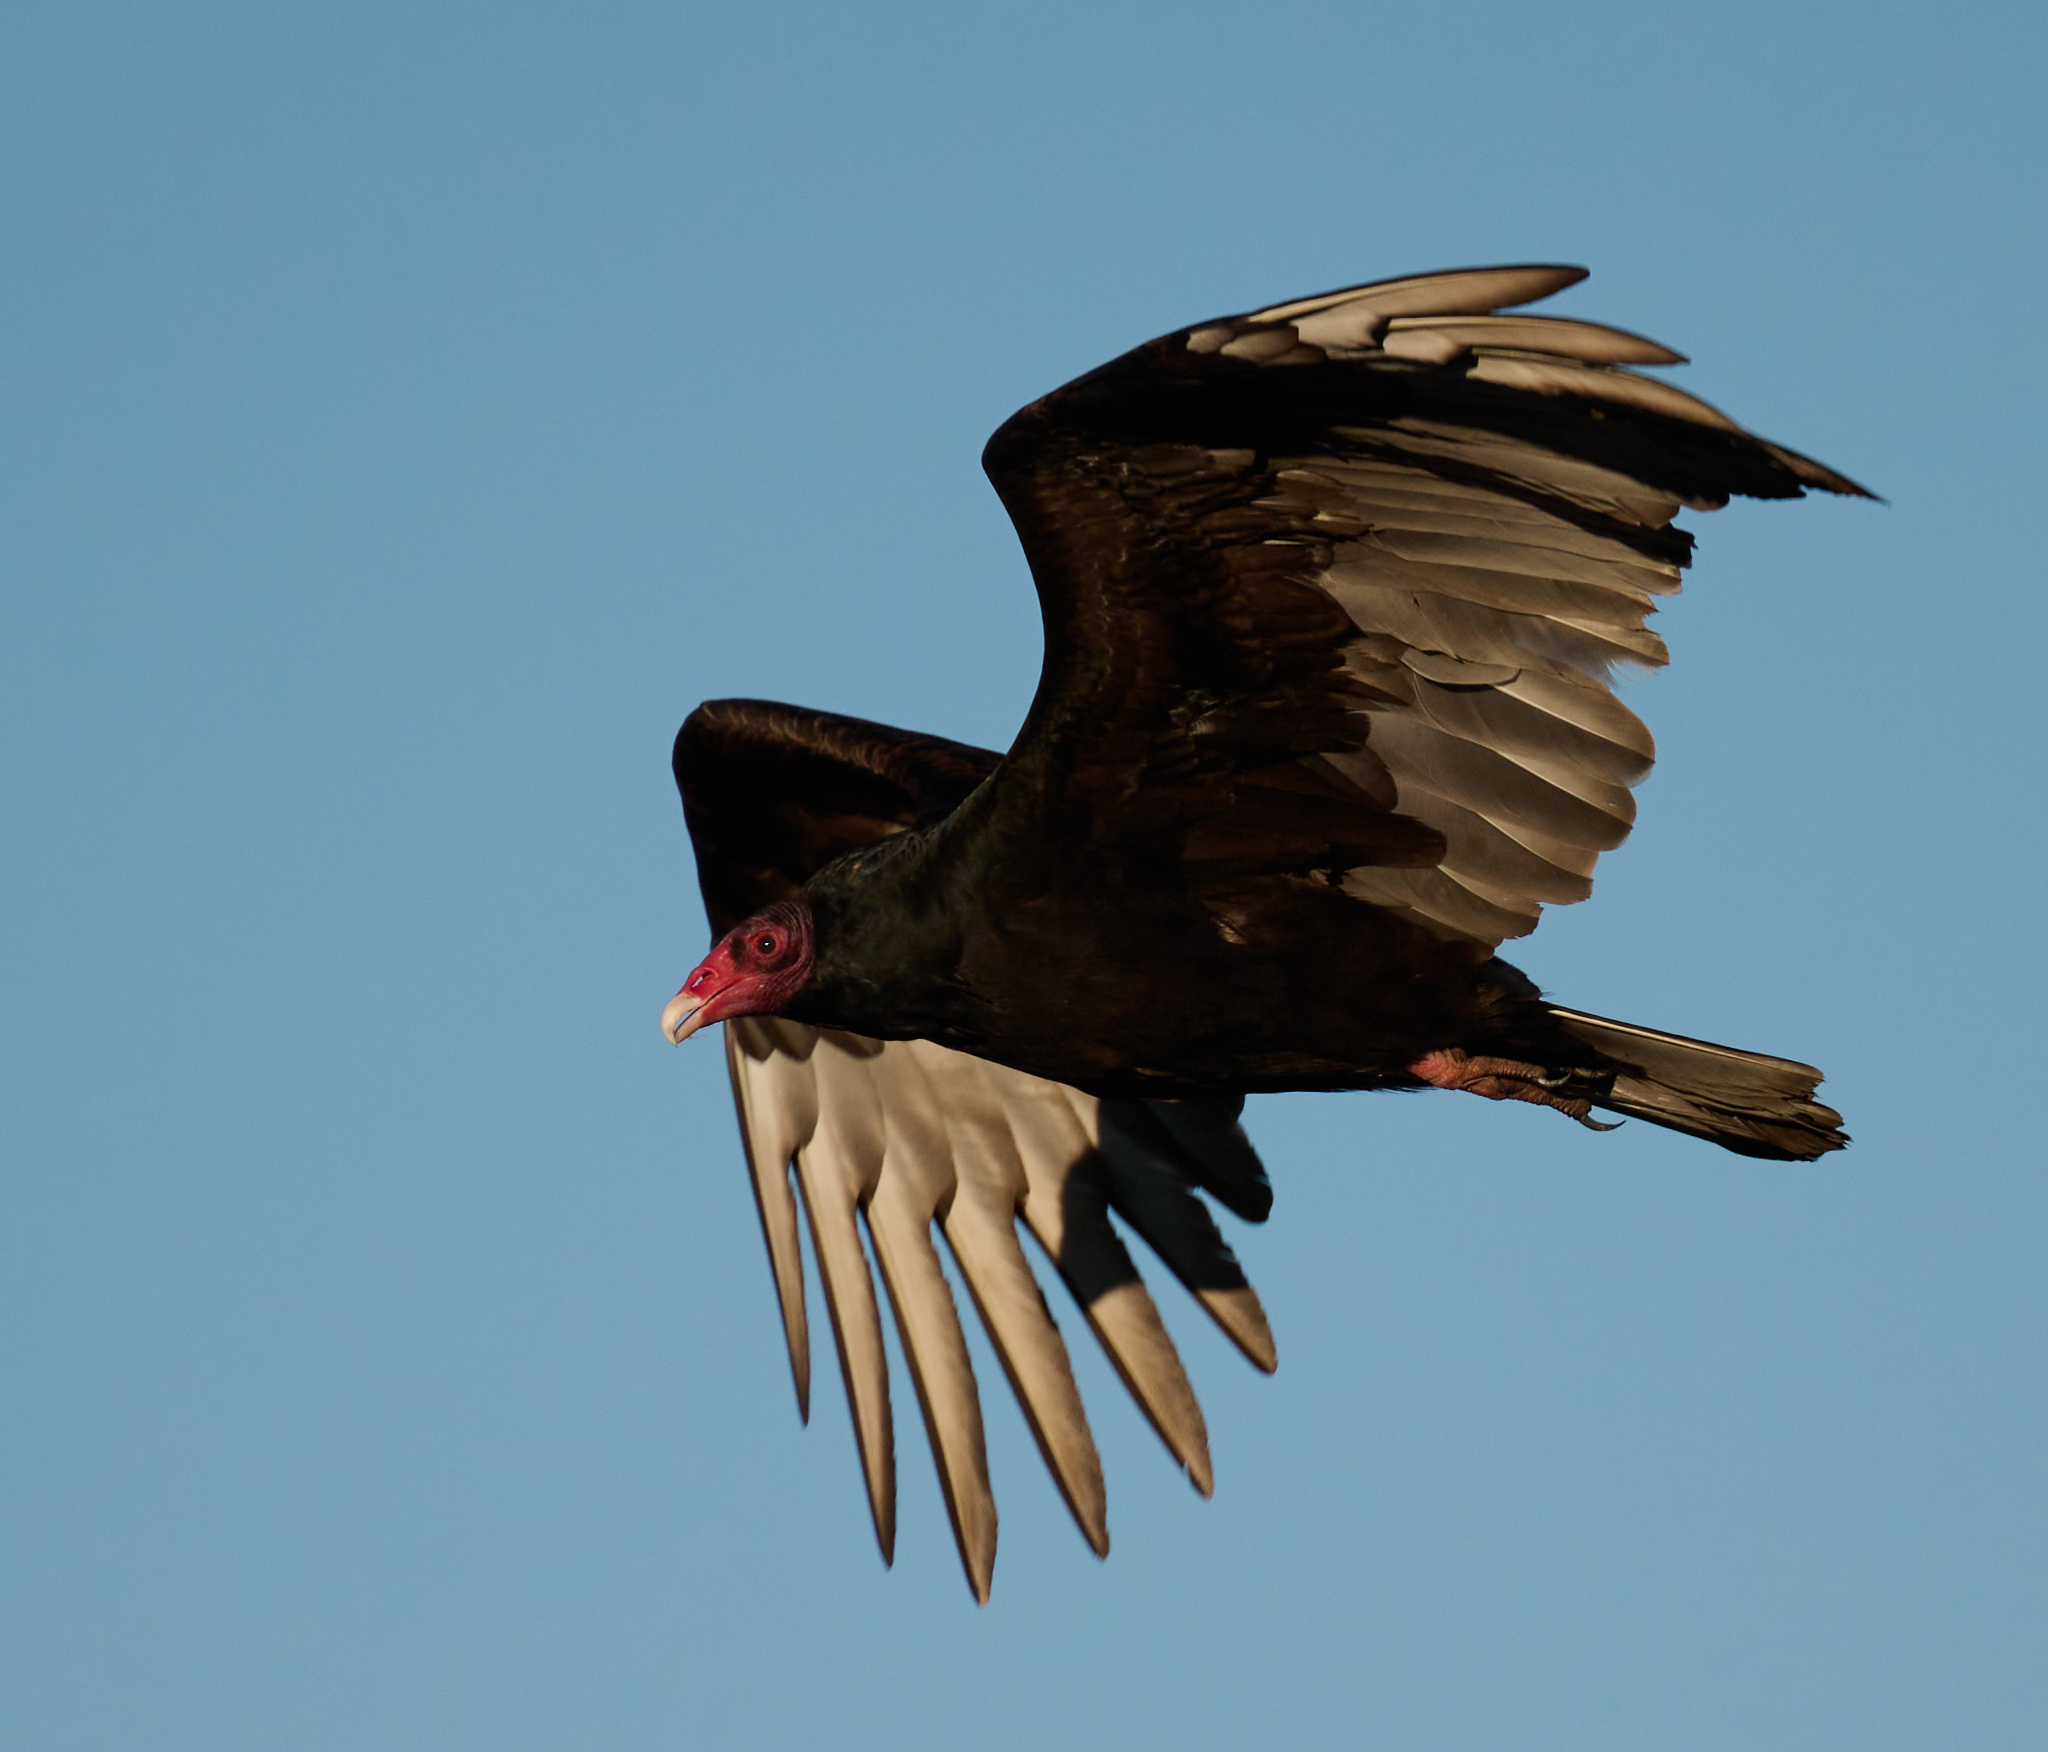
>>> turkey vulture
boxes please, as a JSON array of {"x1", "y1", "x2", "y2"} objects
[{"x1": 663, "y1": 263, "x2": 1864, "y2": 1600}]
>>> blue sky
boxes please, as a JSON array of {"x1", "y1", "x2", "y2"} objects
[{"x1": 4, "y1": 2, "x2": 2043, "y2": 1747}]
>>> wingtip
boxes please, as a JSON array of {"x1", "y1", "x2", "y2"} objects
[
  {"x1": 1763, "y1": 439, "x2": 1882, "y2": 501},
  {"x1": 1548, "y1": 262, "x2": 1592, "y2": 292},
  {"x1": 789, "y1": 1323, "x2": 812, "y2": 1422},
  {"x1": 1195, "y1": 1286, "x2": 1278, "y2": 1374}
]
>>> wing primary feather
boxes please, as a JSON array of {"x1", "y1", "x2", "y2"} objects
[
  {"x1": 1001, "y1": 1082, "x2": 1216, "y2": 1496},
  {"x1": 1383, "y1": 313, "x2": 1686, "y2": 365},
  {"x1": 1465, "y1": 353, "x2": 1743, "y2": 432},
  {"x1": 1250, "y1": 263, "x2": 1587, "y2": 326},
  {"x1": 857, "y1": 1045, "x2": 999, "y2": 1601},
  {"x1": 1143, "y1": 1097, "x2": 1273, "y2": 1223},
  {"x1": 790, "y1": 1032, "x2": 897, "y2": 1563},
  {"x1": 912, "y1": 1045, "x2": 1111, "y2": 1556},
  {"x1": 1355, "y1": 421, "x2": 1690, "y2": 527},
  {"x1": 1095, "y1": 1103, "x2": 1277, "y2": 1372},
  {"x1": 723, "y1": 1018, "x2": 817, "y2": 1421},
  {"x1": 1760, "y1": 440, "x2": 1878, "y2": 499}
]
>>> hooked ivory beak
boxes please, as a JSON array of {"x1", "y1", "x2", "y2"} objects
[{"x1": 662, "y1": 989, "x2": 709, "y2": 1045}]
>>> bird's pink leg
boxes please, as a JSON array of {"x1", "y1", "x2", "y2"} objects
[{"x1": 1407, "y1": 1048, "x2": 1617, "y2": 1128}]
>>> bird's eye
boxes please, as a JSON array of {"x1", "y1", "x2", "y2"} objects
[{"x1": 755, "y1": 934, "x2": 779, "y2": 957}]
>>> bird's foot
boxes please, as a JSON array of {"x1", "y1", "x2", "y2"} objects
[{"x1": 1407, "y1": 1049, "x2": 1622, "y2": 1131}]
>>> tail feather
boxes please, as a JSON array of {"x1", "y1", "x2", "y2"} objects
[{"x1": 1547, "y1": 1006, "x2": 1848, "y2": 1162}]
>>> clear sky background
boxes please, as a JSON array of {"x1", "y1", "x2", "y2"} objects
[{"x1": 4, "y1": 2, "x2": 2043, "y2": 1748}]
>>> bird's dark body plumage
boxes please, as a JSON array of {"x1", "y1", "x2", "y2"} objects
[
  {"x1": 667, "y1": 265, "x2": 1862, "y2": 1598},
  {"x1": 789, "y1": 758, "x2": 1536, "y2": 1100}
]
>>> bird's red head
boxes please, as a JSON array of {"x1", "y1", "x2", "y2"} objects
[{"x1": 662, "y1": 900, "x2": 817, "y2": 1044}]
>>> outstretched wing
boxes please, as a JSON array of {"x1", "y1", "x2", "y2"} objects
[
  {"x1": 726, "y1": 1020, "x2": 1272, "y2": 1604},
  {"x1": 983, "y1": 264, "x2": 1872, "y2": 944},
  {"x1": 675, "y1": 700, "x2": 1275, "y2": 1601}
]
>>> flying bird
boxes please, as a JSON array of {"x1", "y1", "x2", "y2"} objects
[{"x1": 663, "y1": 263, "x2": 1863, "y2": 1601}]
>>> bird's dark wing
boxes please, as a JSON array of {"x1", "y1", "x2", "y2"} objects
[
  {"x1": 674, "y1": 698, "x2": 1000, "y2": 935},
  {"x1": 674, "y1": 700, "x2": 1274, "y2": 1601},
  {"x1": 982, "y1": 264, "x2": 1872, "y2": 944}
]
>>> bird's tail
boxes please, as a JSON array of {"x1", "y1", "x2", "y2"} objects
[{"x1": 1547, "y1": 1006, "x2": 1848, "y2": 1162}]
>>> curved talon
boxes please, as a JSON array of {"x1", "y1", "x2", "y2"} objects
[{"x1": 1407, "y1": 1048, "x2": 1613, "y2": 1128}]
